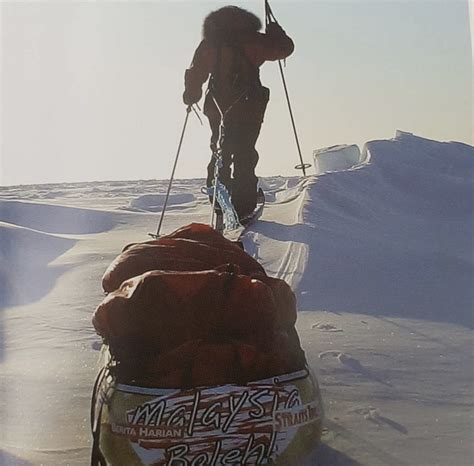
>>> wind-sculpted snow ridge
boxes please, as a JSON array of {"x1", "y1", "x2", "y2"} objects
[
  {"x1": 0, "y1": 200, "x2": 118, "y2": 234},
  {"x1": 124, "y1": 193, "x2": 197, "y2": 212},
  {"x1": 296, "y1": 131, "x2": 473, "y2": 327},
  {"x1": 0, "y1": 200, "x2": 122, "y2": 308},
  {"x1": 0, "y1": 222, "x2": 76, "y2": 307}
]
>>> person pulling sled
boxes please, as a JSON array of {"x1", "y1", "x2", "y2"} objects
[{"x1": 183, "y1": 5, "x2": 294, "y2": 220}]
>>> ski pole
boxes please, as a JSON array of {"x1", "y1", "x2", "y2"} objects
[
  {"x1": 151, "y1": 106, "x2": 192, "y2": 238},
  {"x1": 264, "y1": 0, "x2": 311, "y2": 176},
  {"x1": 277, "y1": 60, "x2": 311, "y2": 175},
  {"x1": 264, "y1": 0, "x2": 277, "y2": 24}
]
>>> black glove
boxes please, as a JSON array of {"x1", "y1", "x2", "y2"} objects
[
  {"x1": 266, "y1": 21, "x2": 285, "y2": 35},
  {"x1": 183, "y1": 87, "x2": 202, "y2": 106}
]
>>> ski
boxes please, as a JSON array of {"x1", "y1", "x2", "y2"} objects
[
  {"x1": 240, "y1": 188, "x2": 265, "y2": 227},
  {"x1": 222, "y1": 189, "x2": 266, "y2": 242}
]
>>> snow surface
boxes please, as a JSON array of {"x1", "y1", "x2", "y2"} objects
[{"x1": 0, "y1": 132, "x2": 472, "y2": 465}]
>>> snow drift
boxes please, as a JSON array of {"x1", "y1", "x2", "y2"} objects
[
  {"x1": 0, "y1": 200, "x2": 118, "y2": 234},
  {"x1": 128, "y1": 193, "x2": 196, "y2": 212},
  {"x1": 0, "y1": 222, "x2": 76, "y2": 307},
  {"x1": 278, "y1": 131, "x2": 473, "y2": 326}
]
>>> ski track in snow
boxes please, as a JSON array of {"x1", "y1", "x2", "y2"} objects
[
  {"x1": 243, "y1": 176, "x2": 311, "y2": 291},
  {"x1": 0, "y1": 132, "x2": 473, "y2": 466}
]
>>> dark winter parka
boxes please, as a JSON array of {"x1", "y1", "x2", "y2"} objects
[{"x1": 183, "y1": 7, "x2": 294, "y2": 109}]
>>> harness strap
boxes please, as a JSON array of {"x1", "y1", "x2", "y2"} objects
[{"x1": 208, "y1": 41, "x2": 260, "y2": 109}]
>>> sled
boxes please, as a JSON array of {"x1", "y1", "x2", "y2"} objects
[
  {"x1": 91, "y1": 223, "x2": 323, "y2": 465},
  {"x1": 92, "y1": 359, "x2": 323, "y2": 466}
]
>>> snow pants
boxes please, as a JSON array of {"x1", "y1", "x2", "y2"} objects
[{"x1": 204, "y1": 86, "x2": 269, "y2": 218}]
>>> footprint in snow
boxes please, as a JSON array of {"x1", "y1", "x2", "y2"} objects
[
  {"x1": 318, "y1": 350, "x2": 359, "y2": 367},
  {"x1": 336, "y1": 353, "x2": 365, "y2": 371},
  {"x1": 91, "y1": 341, "x2": 103, "y2": 351},
  {"x1": 348, "y1": 406, "x2": 408, "y2": 434},
  {"x1": 319, "y1": 351, "x2": 364, "y2": 371},
  {"x1": 311, "y1": 322, "x2": 343, "y2": 332},
  {"x1": 318, "y1": 351, "x2": 391, "y2": 386}
]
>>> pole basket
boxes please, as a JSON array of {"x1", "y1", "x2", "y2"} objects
[{"x1": 295, "y1": 163, "x2": 312, "y2": 172}]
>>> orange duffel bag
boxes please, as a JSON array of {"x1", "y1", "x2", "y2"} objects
[
  {"x1": 102, "y1": 223, "x2": 265, "y2": 293},
  {"x1": 94, "y1": 268, "x2": 296, "y2": 358}
]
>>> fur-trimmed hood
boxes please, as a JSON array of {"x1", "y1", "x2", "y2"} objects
[{"x1": 202, "y1": 6, "x2": 262, "y2": 43}]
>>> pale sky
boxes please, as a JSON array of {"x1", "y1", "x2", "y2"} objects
[{"x1": 1, "y1": 0, "x2": 472, "y2": 186}]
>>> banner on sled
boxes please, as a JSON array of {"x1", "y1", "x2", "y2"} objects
[{"x1": 98, "y1": 368, "x2": 323, "y2": 466}]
